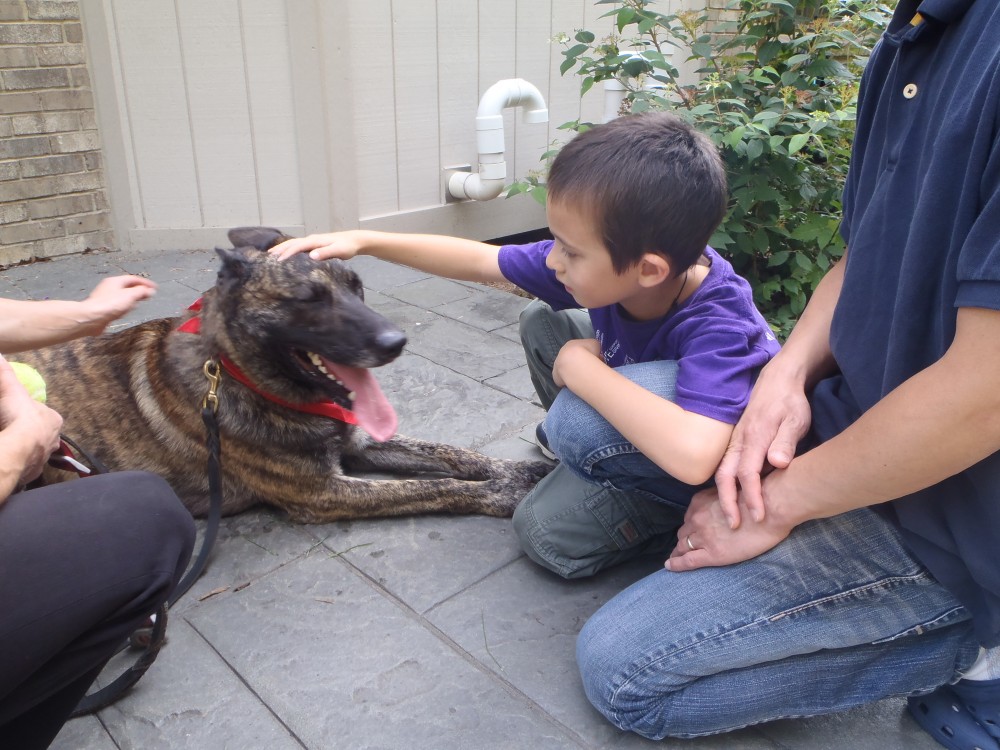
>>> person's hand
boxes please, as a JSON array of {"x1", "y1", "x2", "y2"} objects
[
  {"x1": 0, "y1": 356, "x2": 63, "y2": 484},
  {"x1": 81, "y1": 275, "x2": 157, "y2": 336},
  {"x1": 269, "y1": 232, "x2": 366, "y2": 262},
  {"x1": 715, "y1": 361, "x2": 812, "y2": 527},
  {"x1": 665, "y1": 482, "x2": 793, "y2": 572},
  {"x1": 552, "y1": 338, "x2": 602, "y2": 388}
]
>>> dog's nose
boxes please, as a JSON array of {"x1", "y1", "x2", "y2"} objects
[{"x1": 376, "y1": 330, "x2": 407, "y2": 358}]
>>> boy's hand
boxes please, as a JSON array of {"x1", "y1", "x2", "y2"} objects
[
  {"x1": 269, "y1": 232, "x2": 365, "y2": 262},
  {"x1": 665, "y1": 484, "x2": 792, "y2": 572},
  {"x1": 81, "y1": 275, "x2": 157, "y2": 336},
  {"x1": 552, "y1": 338, "x2": 603, "y2": 388},
  {"x1": 715, "y1": 362, "x2": 812, "y2": 528}
]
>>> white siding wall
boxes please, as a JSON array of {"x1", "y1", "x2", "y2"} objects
[{"x1": 82, "y1": 0, "x2": 684, "y2": 250}]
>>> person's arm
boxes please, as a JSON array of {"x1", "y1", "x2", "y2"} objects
[
  {"x1": 0, "y1": 356, "x2": 63, "y2": 503},
  {"x1": 0, "y1": 275, "x2": 156, "y2": 354},
  {"x1": 552, "y1": 339, "x2": 733, "y2": 485},
  {"x1": 714, "y1": 254, "x2": 846, "y2": 525},
  {"x1": 270, "y1": 230, "x2": 507, "y2": 284},
  {"x1": 668, "y1": 304, "x2": 1000, "y2": 570}
]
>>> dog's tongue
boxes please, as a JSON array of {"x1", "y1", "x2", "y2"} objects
[{"x1": 328, "y1": 363, "x2": 397, "y2": 442}]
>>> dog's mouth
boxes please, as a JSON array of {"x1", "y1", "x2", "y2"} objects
[{"x1": 290, "y1": 348, "x2": 398, "y2": 442}]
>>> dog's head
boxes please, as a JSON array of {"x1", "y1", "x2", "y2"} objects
[{"x1": 200, "y1": 227, "x2": 405, "y2": 440}]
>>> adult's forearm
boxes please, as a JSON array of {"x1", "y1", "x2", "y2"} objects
[
  {"x1": 0, "y1": 298, "x2": 101, "y2": 353},
  {"x1": 768, "y1": 305, "x2": 1000, "y2": 527},
  {"x1": 766, "y1": 254, "x2": 845, "y2": 391}
]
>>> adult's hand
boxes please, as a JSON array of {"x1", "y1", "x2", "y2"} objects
[
  {"x1": 0, "y1": 357, "x2": 63, "y2": 487},
  {"x1": 665, "y1": 483, "x2": 793, "y2": 572},
  {"x1": 81, "y1": 275, "x2": 157, "y2": 336},
  {"x1": 715, "y1": 361, "x2": 812, "y2": 527}
]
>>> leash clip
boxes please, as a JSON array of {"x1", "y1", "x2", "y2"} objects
[{"x1": 202, "y1": 358, "x2": 221, "y2": 413}]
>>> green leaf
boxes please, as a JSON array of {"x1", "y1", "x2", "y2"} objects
[
  {"x1": 767, "y1": 250, "x2": 790, "y2": 267},
  {"x1": 691, "y1": 42, "x2": 714, "y2": 59},
  {"x1": 804, "y1": 58, "x2": 851, "y2": 80},
  {"x1": 745, "y1": 138, "x2": 764, "y2": 161},
  {"x1": 574, "y1": 30, "x2": 595, "y2": 43},
  {"x1": 788, "y1": 133, "x2": 811, "y2": 154}
]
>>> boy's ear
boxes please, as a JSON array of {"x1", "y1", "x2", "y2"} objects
[{"x1": 637, "y1": 252, "x2": 672, "y2": 287}]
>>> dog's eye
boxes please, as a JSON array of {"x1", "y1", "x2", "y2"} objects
[{"x1": 288, "y1": 283, "x2": 329, "y2": 303}]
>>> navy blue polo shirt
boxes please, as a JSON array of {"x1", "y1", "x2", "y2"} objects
[{"x1": 810, "y1": 0, "x2": 1000, "y2": 645}]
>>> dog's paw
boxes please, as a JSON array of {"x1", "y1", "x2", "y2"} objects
[
  {"x1": 519, "y1": 459, "x2": 556, "y2": 483},
  {"x1": 478, "y1": 459, "x2": 555, "y2": 517}
]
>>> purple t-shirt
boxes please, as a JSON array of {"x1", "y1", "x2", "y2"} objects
[{"x1": 498, "y1": 240, "x2": 780, "y2": 424}]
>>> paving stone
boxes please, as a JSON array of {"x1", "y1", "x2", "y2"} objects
[
  {"x1": 429, "y1": 284, "x2": 530, "y2": 332},
  {"x1": 308, "y1": 515, "x2": 522, "y2": 614},
  {"x1": 485, "y1": 363, "x2": 538, "y2": 401},
  {"x1": 387, "y1": 275, "x2": 473, "y2": 308},
  {"x1": 51, "y1": 715, "x2": 117, "y2": 750},
  {"x1": 185, "y1": 551, "x2": 583, "y2": 749},
  {"x1": 170, "y1": 509, "x2": 318, "y2": 615},
  {"x1": 375, "y1": 353, "x2": 544, "y2": 449},
  {"x1": 92, "y1": 618, "x2": 304, "y2": 750},
  {"x1": 112, "y1": 247, "x2": 220, "y2": 293},
  {"x1": 402, "y1": 314, "x2": 530, "y2": 382},
  {"x1": 493, "y1": 321, "x2": 523, "y2": 344},
  {"x1": 349, "y1": 254, "x2": 431, "y2": 291},
  {"x1": 756, "y1": 697, "x2": 941, "y2": 750}
]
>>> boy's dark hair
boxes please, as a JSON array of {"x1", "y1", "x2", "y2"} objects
[{"x1": 546, "y1": 111, "x2": 728, "y2": 275}]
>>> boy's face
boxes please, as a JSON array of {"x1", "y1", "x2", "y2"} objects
[{"x1": 546, "y1": 198, "x2": 638, "y2": 309}]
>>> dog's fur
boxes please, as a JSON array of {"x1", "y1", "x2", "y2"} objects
[{"x1": 19, "y1": 227, "x2": 552, "y2": 522}]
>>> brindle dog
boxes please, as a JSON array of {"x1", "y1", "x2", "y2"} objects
[{"x1": 19, "y1": 227, "x2": 552, "y2": 522}]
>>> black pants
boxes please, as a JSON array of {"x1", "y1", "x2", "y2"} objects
[{"x1": 0, "y1": 471, "x2": 195, "y2": 750}]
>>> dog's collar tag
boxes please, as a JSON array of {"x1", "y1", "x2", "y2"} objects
[{"x1": 176, "y1": 299, "x2": 359, "y2": 425}]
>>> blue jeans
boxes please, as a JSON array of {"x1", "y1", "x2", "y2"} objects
[
  {"x1": 576, "y1": 506, "x2": 982, "y2": 738},
  {"x1": 513, "y1": 300, "x2": 702, "y2": 578}
]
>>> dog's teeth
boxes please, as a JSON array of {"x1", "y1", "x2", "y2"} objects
[
  {"x1": 317, "y1": 363, "x2": 329, "y2": 375},
  {"x1": 347, "y1": 391, "x2": 356, "y2": 401},
  {"x1": 307, "y1": 352, "x2": 322, "y2": 366}
]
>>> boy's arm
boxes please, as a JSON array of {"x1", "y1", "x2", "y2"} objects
[
  {"x1": 270, "y1": 230, "x2": 507, "y2": 284},
  {"x1": 553, "y1": 340, "x2": 733, "y2": 486}
]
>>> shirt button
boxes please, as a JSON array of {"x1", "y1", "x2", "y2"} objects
[{"x1": 903, "y1": 83, "x2": 918, "y2": 99}]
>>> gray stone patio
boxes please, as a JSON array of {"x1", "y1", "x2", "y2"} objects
[{"x1": 1, "y1": 246, "x2": 940, "y2": 749}]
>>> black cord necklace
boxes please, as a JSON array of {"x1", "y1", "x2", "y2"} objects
[{"x1": 669, "y1": 268, "x2": 689, "y2": 310}]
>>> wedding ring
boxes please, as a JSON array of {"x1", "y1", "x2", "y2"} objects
[{"x1": 686, "y1": 534, "x2": 695, "y2": 551}]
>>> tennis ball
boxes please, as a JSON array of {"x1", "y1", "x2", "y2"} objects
[{"x1": 10, "y1": 361, "x2": 47, "y2": 403}]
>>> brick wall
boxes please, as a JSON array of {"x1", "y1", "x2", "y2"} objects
[{"x1": 0, "y1": 0, "x2": 113, "y2": 268}]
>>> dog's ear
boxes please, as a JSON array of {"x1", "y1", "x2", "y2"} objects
[
  {"x1": 215, "y1": 247, "x2": 253, "y2": 284},
  {"x1": 227, "y1": 226, "x2": 291, "y2": 252}
]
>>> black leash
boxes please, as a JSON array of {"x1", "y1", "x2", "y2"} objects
[{"x1": 71, "y1": 359, "x2": 225, "y2": 717}]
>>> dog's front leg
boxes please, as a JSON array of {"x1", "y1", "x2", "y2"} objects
[{"x1": 342, "y1": 433, "x2": 551, "y2": 482}]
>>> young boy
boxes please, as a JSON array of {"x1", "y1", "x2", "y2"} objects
[{"x1": 272, "y1": 112, "x2": 779, "y2": 578}]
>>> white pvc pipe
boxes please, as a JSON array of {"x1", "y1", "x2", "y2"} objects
[{"x1": 447, "y1": 78, "x2": 548, "y2": 201}]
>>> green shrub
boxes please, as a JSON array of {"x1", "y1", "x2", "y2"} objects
[{"x1": 508, "y1": 0, "x2": 891, "y2": 338}]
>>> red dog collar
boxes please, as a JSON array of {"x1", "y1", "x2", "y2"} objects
[{"x1": 177, "y1": 299, "x2": 358, "y2": 425}]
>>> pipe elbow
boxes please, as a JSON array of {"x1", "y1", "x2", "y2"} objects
[
  {"x1": 447, "y1": 171, "x2": 505, "y2": 201},
  {"x1": 477, "y1": 78, "x2": 548, "y2": 123}
]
